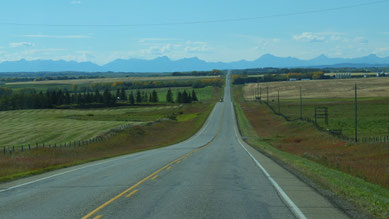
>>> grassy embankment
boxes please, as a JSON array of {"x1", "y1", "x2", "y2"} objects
[
  {"x1": 233, "y1": 85, "x2": 389, "y2": 219},
  {"x1": 244, "y1": 77, "x2": 389, "y2": 138},
  {"x1": 0, "y1": 86, "x2": 222, "y2": 183}
]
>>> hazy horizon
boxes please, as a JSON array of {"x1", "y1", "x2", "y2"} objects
[{"x1": 1, "y1": 0, "x2": 389, "y2": 65}]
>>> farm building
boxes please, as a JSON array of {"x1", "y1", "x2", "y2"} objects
[{"x1": 335, "y1": 73, "x2": 352, "y2": 79}]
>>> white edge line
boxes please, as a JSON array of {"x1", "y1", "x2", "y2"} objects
[
  {"x1": 0, "y1": 158, "x2": 114, "y2": 193},
  {"x1": 231, "y1": 102, "x2": 307, "y2": 219},
  {"x1": 0, "y1": 102, "x2": 219, "y2": 193}
]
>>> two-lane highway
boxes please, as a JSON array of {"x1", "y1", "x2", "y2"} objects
[{"x1": 0, "y1": 76, "x2": 347, "y2": 219}]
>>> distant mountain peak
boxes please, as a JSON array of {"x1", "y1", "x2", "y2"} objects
[{"x1": 1, "y1": 54, "x2": 389, "y2": 72}]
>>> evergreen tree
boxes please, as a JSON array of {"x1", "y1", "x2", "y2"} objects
[
  {"x1": 64, "y1": 90, "x2": 71, "y2": 104},
  {"x1": 151, "y1": 90, "x2": 158, "y2": 102},
  {"x1": 129, "y1": 91, "x2": 135, "y2": 105},
  {"x1": 192, "y1": 89, "x2": 198, "y2": 101},
  {"x1": 116, "y1": 88, "x2": 120, "y2": 101},
  {"x1": 176, "y1": 91, "x2": 183, "y2": 103},
  {"x1": 94, "y1": 89, "x2": 102, "y2": 103},
  {"x1": 103, "y1": 88, "x2": 113, "y2": 106},
  {"x1": 166, "y1": 88, "x2": 173, "y2": 103},
  {"x1": 120, "y1": 88, "x2": 126, "y2": 101},
  {"x1": 56, "y1": 89, "x2": 63, "y2": 105},
  {"x1": 182, "y1": 90, "x2": 190, "y2": 103}
]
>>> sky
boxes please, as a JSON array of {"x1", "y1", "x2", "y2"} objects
[{"x1": 0, "y1": 0, "x2": 389, "y2": 65}]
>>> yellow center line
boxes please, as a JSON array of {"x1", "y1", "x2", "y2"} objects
[
  {"x1": 82, "y1": 104, "x2": 225, "y2": 219},
  {"x1": 151, "y1": 175, "x2": 159, "y2": 180},
  {"x1": 167, "y1": 166, "x2": 172, "y2": 170},
  {"x1": 81, "y1": 146, "x2": 207, "y2": 219},
  {"x1": 125, "y1": 189, "x2": 138, "y2": 198},
  {"x1": 93, "y1": 215, "x2": 102, "y2": 219}
]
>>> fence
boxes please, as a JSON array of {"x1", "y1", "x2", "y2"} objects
[
  {"x1": 2, "y1": 123, "x2": 135, "y2": 156},
  {"x1": 247, "y1": 83, "x2": 389, "y2": 145}
]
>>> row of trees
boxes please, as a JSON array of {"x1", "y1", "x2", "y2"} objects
[
  {"x1": 232, "y1": 71, "x2": 327, "y2": 84},
  {"x1": 0, "y1": 87, "x2": 199, "y2": 111},
  {"x1": 73, "y1": 78, "x2": 223, "y2": 92}
]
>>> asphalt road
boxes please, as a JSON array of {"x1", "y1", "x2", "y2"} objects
[{"x1": 0, "y1": 76, "x2": 347, "y2": 219}]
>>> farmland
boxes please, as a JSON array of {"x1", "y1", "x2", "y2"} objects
[
  {"x1": 0, "y1": 85, "x2": 217, "y2": 149},
  {"x1": 3, "y1": 75, "x2": 219, "y2": 91},
  {"x1": 0, "y1": 82, "x2": 222, "y2": 182},
  {"x1": 244, "y1": 77, "x2": 389, "y2": 138},
  {"x1": 0, "y1": 107, "x2": 161, "y2": 148}
]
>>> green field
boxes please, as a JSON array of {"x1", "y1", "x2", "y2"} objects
[
  {"x1": 0, "y1": 86, "x2": 216, "y2": 149},
  {"x1": 244, "y1": 78, "x2": 389, "y2": 139},
  {"x1": 1, "y1": 75, "x2": 219, "y2": 92},
  {"x1": 0, "y1": 106, "x2": 177, "y2": 148},
  {"x1": 267, "y1": 97, "x2": 389, "y2": 138}
]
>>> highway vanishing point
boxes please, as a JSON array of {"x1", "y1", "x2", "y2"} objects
[{"x1": 0, "y1": 76, "x2": 348, "y2": 219}]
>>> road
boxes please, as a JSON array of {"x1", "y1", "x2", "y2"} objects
[{"x1": 0, "y1": 76, "x2": 347, "y2": 219}]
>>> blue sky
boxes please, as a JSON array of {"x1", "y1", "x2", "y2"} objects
[{"x1": 0, "y1": 0, "x2": 389, "y2": 64}]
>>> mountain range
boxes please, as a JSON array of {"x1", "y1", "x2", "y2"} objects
[{"x1": 1, "y1": 54, "x2": 389, "y2": 73}]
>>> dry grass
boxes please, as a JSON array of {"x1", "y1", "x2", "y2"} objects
[
  {"x1": 239, "y1": 101, "x2": 389, "y2": 188},
  {"x1": 6, "y1": 76, "x2": 219, "y2": 85},
  {"x1": 244, "y1": 77, "x2": 389, "y2": 100}
]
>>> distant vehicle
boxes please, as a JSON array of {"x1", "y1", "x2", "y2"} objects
[{"x1": 219, "y1": 97, "x2": 224, "y2": 102}]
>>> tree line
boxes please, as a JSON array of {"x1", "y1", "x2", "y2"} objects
[
  {"x1": 232, "y1": 71, "x2": 328, "y2": 84},
  {"x1": 73, "y1": 78, "x2": 223, "y2": 92},
  {"x1": 0, "y1": 87, "x2": 199, "y2": 111}
]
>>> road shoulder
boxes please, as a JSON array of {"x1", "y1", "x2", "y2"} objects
[{"x1": 240, "y1": 138, "x2": 349, "y2": 219}]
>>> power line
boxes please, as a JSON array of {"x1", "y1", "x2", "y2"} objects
[{"x1": 0, "y1": 0, "x2": 387, "y2": 27}]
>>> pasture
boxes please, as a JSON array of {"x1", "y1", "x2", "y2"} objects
[
  {"x1": 4, "y1": 75, "x2": 219, "y2": 86},
  {"x1": 244, "y1": 77, "x2": 389, "y2": 138},
  {"x1": 0, "y1": 85, "x2": 217, "y2": 149},
  {"x1": 0, "y1": 106, "x2": 175, "y2": 149}
]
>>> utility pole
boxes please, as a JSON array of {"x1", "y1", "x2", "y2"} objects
[
  {"x1": 355, "y1": 83, "x2": 358, "y2": 142},
  {"x1": 300, "y1": 87, "x2": 303, "y2": 119},
  {"x1": 278, "y1": 90, "x2": 281, "y2": 114},
  {"x1": 253, "y1": 87, "x2": 255, "y2": 101},
  {"x1": 256, "y1": 83, "x2": 259, "y2": 101}
]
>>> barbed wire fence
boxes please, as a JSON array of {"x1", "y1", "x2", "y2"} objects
[
  {"x1": 247, "y1": 84, "x2": 389, "y2": 145},
  {"x1": 1, "y1": 122, "x2": 138, "y2": 156}
]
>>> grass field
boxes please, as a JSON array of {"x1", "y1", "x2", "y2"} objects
[
  {"x1": 244, "y1": 77, "x2": 389, "y2": 138},
  {"x1": 2, "y1": 76, "x2": 221, "y2": 93},
  {"x1": 0, "y1": 106, "x2": 170, "y2": 148},
  {"x1": 0, "y1": 86, "x2": 222, "y2": 184},
  {"x1": 5, "y1": 76, "x2": 219, "y2": 87},
  {"x1": 233, "y1": 85, "x2": 389, "y2": 218},
  {"x1": 0, "y1": 85, "x2": 217, "y2": 149}
]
